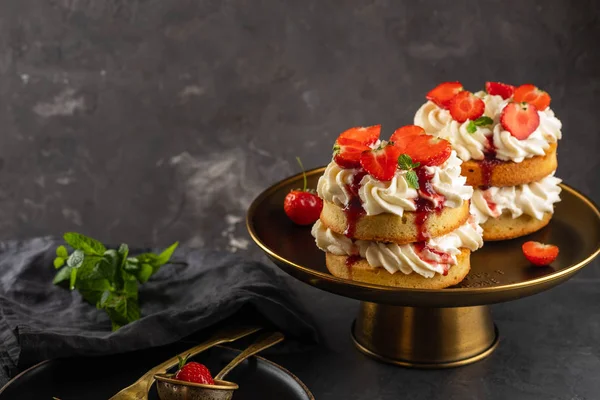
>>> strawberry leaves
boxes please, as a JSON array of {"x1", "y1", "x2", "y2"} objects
[
  {"x1": 398, "y1": 154, "x2": 421, "y2": 190},
  {"x1": 53, "y1": 232, "x2": 179, "y2": 331}
]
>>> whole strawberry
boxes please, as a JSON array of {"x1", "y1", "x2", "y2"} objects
[
  {"x1": 284, "y1": 158, "x2": 323, "y2": 225},
  {"x1": 174, "y1": 355, "x2": 214, "y2": 385}
]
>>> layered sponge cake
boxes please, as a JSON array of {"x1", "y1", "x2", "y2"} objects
[
  {"x1": 414, "y1": 82, "x2": 562, "y2": 241},
  {"x1": 311, "y1": 124, "x2": 483, "y2": 289}
]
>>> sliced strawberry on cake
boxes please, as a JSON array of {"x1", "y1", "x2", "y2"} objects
[
  {"x1": 513, "y1": 84, "x2": 551, "y2": 111},
  {"x1": 485, "y1": 82, "x2": 515, "y2": 100},
  {"x1": 426, "y1": 82, "x2": 464, "y2": 109}
]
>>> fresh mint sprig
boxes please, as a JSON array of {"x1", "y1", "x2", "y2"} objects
[
  {"x1": 398, "y1": 154, "x2": 420, "y2": 190},
  {"x1": 466, "y1": 116, "x2": 494, "y2": 133},
  {"x1": 53, "y1": 232, "x2": 178, "y2": 331}
]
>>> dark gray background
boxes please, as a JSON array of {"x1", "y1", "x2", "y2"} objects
[{"x1": 0, "y1": 1, "x2": 599, "y2": 399}]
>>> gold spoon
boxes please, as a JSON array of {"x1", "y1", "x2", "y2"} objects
[
  {"x1": 154, "y1": 331, "x2": 284, "y2": 400},
  {"x1": 109, "y1": 325, "x2": 262, "y2": 400}
]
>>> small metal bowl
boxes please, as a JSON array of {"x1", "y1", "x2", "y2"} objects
[{"x1": 155, "y1": 374, "x2": 239, "y2": 400}]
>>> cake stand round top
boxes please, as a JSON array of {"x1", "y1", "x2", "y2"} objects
[{"x1": 247, "y1": 167, "x2": 600, "y2": 307}]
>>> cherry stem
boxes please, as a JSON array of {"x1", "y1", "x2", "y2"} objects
[{"x1": 296, "y1": 157, "x2": 307, "y2": 191}]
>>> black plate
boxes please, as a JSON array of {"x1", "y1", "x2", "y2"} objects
[{"x1": 0, "y1": 346, "x2": 313, "y2": 400}]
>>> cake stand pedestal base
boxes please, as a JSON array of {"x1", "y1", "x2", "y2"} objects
[{"x1": 352, "y1": 302, "x2": 499, "y2": 368}]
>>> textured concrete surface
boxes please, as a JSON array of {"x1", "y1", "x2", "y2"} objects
[{"x1": 0, "y1": 1, "x2": 599, "y2": 399}]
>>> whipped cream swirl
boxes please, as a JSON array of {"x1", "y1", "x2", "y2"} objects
[
  {"x1": 470, "y1": 172, "x2": 562, "y2": 223},
  {"x1": 413, "y1": 92, "x2": 562, "y2": 163},
  {"x1": 317, "y1": 151, "x2": 472, "y2": 217},
  {"x1": 312, "y1": 218, "x2": 483, "y2": 278}
]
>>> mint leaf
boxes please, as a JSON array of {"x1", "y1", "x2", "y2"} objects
[
  {"x1": 156, "y1": 242, "x2": 178, "y2": 267},
  {"x1": 97, "y1": 255, "x2": 118, "y2": 281},
  {"x1": 67, "y1": 250, "x2": 84, "y2": 268},
  {"x1": 466, "y1": 121, "x2": 477, "y2": 134},
  {"x1": 53, "y1": 266, "x2": 73, "y2": 284},
  {"x1": 56, "y1": 245, "x2": 68, "y2": 258},
  {"x1": 125, "y1": 300, "x2": 140, "y2": 323},
  {"x1": 405, "y1": 171, "x2": 419, "y2": 190},
  {"x1": 80, "y1": 290, "x2": 104, "y2": 305},
  {"x1": 474, "y1": 116, "x2": 493, "y2": 126},
  {"x1": 69, "y1": 268, "x2": 78, "y2": 290},
  {"x1": 123, "y1": 257, "x2": 140, "y2": 274},
  {"x1": 103, "y1": 249, "x2": 123, "y2": 288},
  {"x1": 100, "y1": 292, "x2": 140, "y2": 331},
  {"x1": 118, "y1": 243, "x2": 129, "y2": 268},
  {"x1": 397, "y1": 154, "x2": 420, "y2": 189},
  {"x1": 77, "y1": 278, "x2": 112, "y2": 293},
  {"x1": 467, "y1": 116, "x2": 493, "y2": 134},
  {"x1": 53, "y1": 257, "x2": 65, "y2": 269},
  {"x1": 398, "y1": 154, "x2": 420, "y2": 170},
  {"x1": 123, "y1": 278, "x2": 138, "y2": 300},
  {"x1": 99, "y1": 290, "x2": 112, "y2": 307},
  {"x1": 77, "y1": 256, "x2": 107, "y2": 281},
  {"x1": 137, "y1": 263, "x2": 153, "y2": 283},
  {"x1": 64, "y1": 233, "x2": 106, "y2": 255},
  {"x1": 135, "y1": 253, "x2": 158, "y2": 265}
]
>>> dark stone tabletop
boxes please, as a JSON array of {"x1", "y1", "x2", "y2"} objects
[{"x1": 0, "y1": 1, "x2": 599, "y2": 399}]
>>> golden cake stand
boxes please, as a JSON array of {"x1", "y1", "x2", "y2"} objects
[{"x1": 247, "y1": 167, "x2": 600, "y2": 368}]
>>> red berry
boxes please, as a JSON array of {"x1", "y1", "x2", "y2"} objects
[
  {"x1": 449, "y1": 91, "x2": 485, "y2": 123},
  {"x1": 390, "y1": 124, "x2": 451, "y2": 166},
  {"x1": 426, "y1": 82, "x2": 464, "y2": 109},
  {"x1": 486, "y1": 81, "x2": 515, "y2": 99},
  {"x1": 175, "y1": 361, "x2": 215, "y2": 385},
  {"x1": 500, "y1": 102, "x2": 540, "y2": 140},
  {"x1": 284, "y1": 190, "x2": 323, "y2": 225},
  {"x1": 396, "y1": 134, "x2": 452, "y2": 167},
  {"x1": 337, "y1": 125, "x2": 381, "y2": 145},
  {"x1": 333, "y1": 138, "x2": 370, "y2": 169},
  {"x1": 522, "y1": 241, "x2": 559, "y2": 266},
  {"x1": 513, "y1": 84, "x2": 551, "y2": 111},
  {"x1": 359, "y1": 143, "x2": 402, "y2": 181},
  {"x1": 389, "y1": 125, "x2": 426, "y2": 144}
]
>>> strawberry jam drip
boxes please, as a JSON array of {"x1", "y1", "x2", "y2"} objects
[
  {"x1": 480, "y1": 135, "x2": 501, "y2": 190},
  {"x1": 413, "y1": 243, "x2": 452, "y2": 276},
  {"x1": 414, "y1": 167, "x2": 445, "y2": 241},
  {"x1": 344, "y1": 245, "x2": 360, "y2": 277},
  {"x1": 345, "y1": 254, "x2": 361, "y2": 269},
  {"x1": 482, "y1": 190, "x2": 499, "y2": 216},
  {"x1": 343, "y1": 170, "x2": 368, "y2": 238}
]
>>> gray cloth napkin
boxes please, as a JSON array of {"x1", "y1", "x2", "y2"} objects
[{"x1": 0, "y1": 238, "x2": 319, "y2": 387}]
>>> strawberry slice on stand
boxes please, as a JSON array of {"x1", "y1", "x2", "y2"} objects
[
  {"x1": 485, "y1": 81, "x2": 515, "y2": 100},
  {"x1": 391, "y1": 125, "x2": 452, "y2": 167},
  {"x1": 359, "y1": 142, "x2": 402, "y2": 181},
  {"x1": 449, "y1": 91, "x2": 485, "y2": 123},
  {"x1": 426, "y1": 82, "x2": 464, "y2": 109},
  {"x1": 500, "y1": 102, "x2": 540, "y2": 140},
  {"x1": 513, "y1": 84, "x2": 551, "y2": 111},
  {"x1": 522, "y1": 241, "x2": 559, "y2": 266}
]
